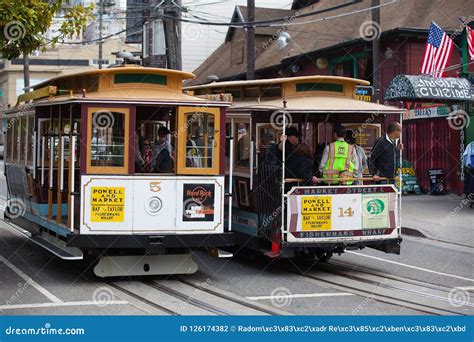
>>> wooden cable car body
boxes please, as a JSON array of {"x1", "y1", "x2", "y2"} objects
[
  {"x1": 186, "y1": 75, "x2": 404, "y2": 260},
  {"x1": 2, "y1": 66, "x2": 233, "y2": 277}
]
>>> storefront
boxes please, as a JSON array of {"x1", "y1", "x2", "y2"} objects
[{"x1": 385, "y1": 75, "x2": 473, "y2": 194}]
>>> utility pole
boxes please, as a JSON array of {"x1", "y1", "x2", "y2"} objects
[
  {"x1": 23, "y1": 53, "x2": 30, "y2": 91},
  {"x1": 371, "y1": 0, "x2": 381, "y2": 102},
  {"x1": 163, "y1": 0, "x2": 182, "y2": 70},
  {"x1": 246, "y1": 0, "x2": 255, "y2": 80},
  {"x1": 98, "y1": 0, "x2": 104, "y2": 69}
]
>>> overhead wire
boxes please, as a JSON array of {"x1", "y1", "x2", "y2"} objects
[{"x1": 161, "y1": 0, "x2": 398, "y2": 27}]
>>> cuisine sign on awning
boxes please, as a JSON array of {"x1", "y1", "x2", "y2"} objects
[{"x1": 385, "y1": 75, "x2": 472, "y2": 101}]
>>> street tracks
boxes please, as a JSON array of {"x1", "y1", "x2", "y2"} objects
[
  {"x1": 292, "y1": 260, "x2": 473, "y2": 316},
  {"x1": 109, "y1": 277, "x2": 289, "y2": 316}
]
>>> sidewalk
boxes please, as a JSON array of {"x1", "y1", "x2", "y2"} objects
[{"x1": 401, "y1": 193, "x2": 474, "y2": 247}]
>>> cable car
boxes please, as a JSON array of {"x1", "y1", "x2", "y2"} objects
[
  {"x1": 2, "y1": 66, "x2": 233, "y2": 277},
  {"x1": 186, "y1": 76, "x2": 404, "y2": 261}
]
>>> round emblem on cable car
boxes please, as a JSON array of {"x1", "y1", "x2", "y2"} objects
[{"x1": 145, "y1": 196, "x2": 163, "y2": 215}]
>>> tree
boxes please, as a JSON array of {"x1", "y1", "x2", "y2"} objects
[{"x1": 0, "y1": 0, "x2": 94, "y2": 89}]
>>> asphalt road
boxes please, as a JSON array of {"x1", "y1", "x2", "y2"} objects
[{"x1": 0, "y1": 160, "x2": 472, "y2": 315}]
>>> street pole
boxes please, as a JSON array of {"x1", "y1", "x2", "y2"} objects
[
  {"x1": 23, "y1": 53, "x2": 30, "y2": 92},
  {"x1": 164, "y1": 0, "x2": 182, "y2": 70},
  {"x1": 246, "y1": 0, "x2": 255, "y2": 80},
  {"x1": 371, "y1": 0, "x2": 381, "y2": 102},
  {"x1": 98, "y1": 0, "x2": 104, "y2": 69}
]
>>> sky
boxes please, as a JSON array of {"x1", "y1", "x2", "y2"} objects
[{"x1": 181, "y1": 0, "x2": 293, "y2": 71}]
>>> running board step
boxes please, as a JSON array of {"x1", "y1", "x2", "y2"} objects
[
  {"x1": 3, "y1": 221, "x2": 83, "y2": 260},
  {"x1": 93, "y1": 254, "x2": 198, "y2": 278}
]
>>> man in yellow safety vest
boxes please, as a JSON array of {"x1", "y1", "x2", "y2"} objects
[{"x1": 319, "y1": 125, "x2": 359, "y2": 185}]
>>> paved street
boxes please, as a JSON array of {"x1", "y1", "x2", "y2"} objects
[{"x1": 0, "y1": 161, "x2": 472, "y2": 316}]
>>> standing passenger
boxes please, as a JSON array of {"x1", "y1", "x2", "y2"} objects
[
  {"x1": 319, "y1": 125, "x2": 358, "y2": 185},
  {"x1": 369, "y1": 122, "x2": 403, "y2": 184},
  {"x1": 345, "y1": 130, "x2": 367, "y2": 184},
  {"x1": 152, "y1": 126, "x2": 173, "y2": 173},
  {"x1": 286, "y1": 144, "x2": 319, "y2": 185}
]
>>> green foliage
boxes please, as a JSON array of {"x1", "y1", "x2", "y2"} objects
[{"x1": 0, "y1": 0, "x2": 94, "y2": 59}]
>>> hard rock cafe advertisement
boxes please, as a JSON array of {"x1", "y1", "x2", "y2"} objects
[{"x1": 182, "y1": 184, "x2": 215, "y2": 222}]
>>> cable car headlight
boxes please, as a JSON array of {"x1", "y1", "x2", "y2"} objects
[{"x1": 145, "y1": 196, "x2": 163, "y2": 215}]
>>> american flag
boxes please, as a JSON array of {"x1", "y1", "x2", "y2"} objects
[
  {"x1": 467, "y1": 26, "x2": 474, "y2": 61},
  {"x1": 420, "y1": 22, "x2": 454, "y2": 77}
]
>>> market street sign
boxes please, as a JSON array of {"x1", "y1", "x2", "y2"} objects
[{"x1": 385, "y1": 75, "x2": 472, "y2": 101}]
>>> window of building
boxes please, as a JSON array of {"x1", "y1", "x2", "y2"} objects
[
  {"x1": 333, "y1": 59, "x2": 354, "y2": 78},
  {"x1": 152, "y1": 19, "x2": 166, "y2": 55},
  {"x1": 91, "y1": 59, "x2": 109, "y2": 66}
]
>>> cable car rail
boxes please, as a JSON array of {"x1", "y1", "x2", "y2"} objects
[
  {"x1": 109, "y1": 279, "x2": 287, "y2": 316},
  {"x1": 293, "y1": 262, "x2": 472, "y2": 316}
]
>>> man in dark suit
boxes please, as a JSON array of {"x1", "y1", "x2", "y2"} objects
[{"x1": 369, "y1": 122, "x2": 403, "y2": 184}]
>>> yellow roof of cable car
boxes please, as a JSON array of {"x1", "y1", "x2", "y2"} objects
[
  {"x1": 14, "y1": 65, "x2": 228, "y2": 107},
  {"x1": 184, "y1": 75, "x2": 370, "y2": 90},
  {"x1": 33, "y1": 65, "x2": 195, "y2": 90}
]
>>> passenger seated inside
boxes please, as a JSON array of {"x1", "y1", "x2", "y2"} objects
[
  {"x1": 152, "y1": 126, "x2": 174, "y2": 173},
  {"x1": 140, "y1": 138, "x2": 153, "y2": 173}
]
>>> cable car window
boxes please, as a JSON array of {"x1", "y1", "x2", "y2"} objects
[
  {"x1": 90, "y1": 111, "x2": 125, "y2": 167},
  {"x1": 235, "y1": 122, "x2": 250, "y2": 167},
  {"x1": 177, "y1": 107, "x2": 221, "y2": 175},
  {"x1": 6, "y1": 118, "x2": 14, "y2": 163},
  {"x1": 243, "y1": 87, "x2": 260, "y2": 99},
  {"x1": 19, "y1": 116, "x2": 27, "y2": 164},
  {"x1": 261, "y1": 85, "x2": 282, "y2": 98},
  {"x1": 225, "y1": 87, "x2": 242, "y2": 100},
  {"x1": 185, "y1": 112, "x2": 214, "y2": 168},
  {"x1": 87, "y1": 107, "x2": 130, "y2": 175},
  {"x1": 13, "y1": 118, "x2": 19, "y2": 163},
  {"x1": 225, "y1": 122, "x2": 231, "y2": 171},
  {"x1": 26, "y1": 116, "x2": 34, "y2": 165}
]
